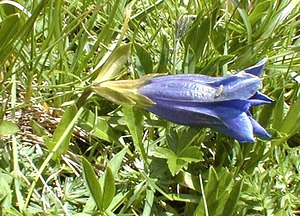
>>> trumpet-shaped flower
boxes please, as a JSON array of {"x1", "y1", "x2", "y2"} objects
[{"x1": 137, "y1": 59, "x2": 272, "y2": 143}]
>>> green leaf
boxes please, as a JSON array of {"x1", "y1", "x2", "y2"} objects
[
  {"x1": 106, "y1": 147, "x2": 127, "y2": 176},
  {"x1": 272, "y1": 91, "x2": 285, "y2": 130},
  {"x1": 236, "y1": 6, "x2": 252, "y2": 44},
  {"x1": 45, "y1": 105, "x2": 77, "y2": 158},
  {"x1": 78, "y1": 109, "x2": 121, "y2": 144},
  {"x1": 280, "y1": 96, "x2": 300, "y2": 135},
  {"x1": 82, "y1": 157, "x2": 103, "y2": 210},
  {"x1": 177, "y1": 171, "x2": 201, "y2": 191},
  {"x1": 179, "y1": 146, "x2": 203, "y2": 162},
  {"x1": 93, "y1": 120, "x2": 120, "y2": 143},
  {"x1": 102, "y1": 167, "x2": 115, "y2": 210},
  {"x1": 123, "y1": 105, "x2": 147, "y2": 161},
  {"x1": 156, "y1": 146, "x2": 202, "y2": 176},
  {"x1": 204, "y1": 167, "x2": 219, "y2": 200},
  {"x1": 184, "y1": 11, "x2": 214, "y2": 63},
  {"x1": 0, "y1": 174, "x2": 13, "y2": 208},
  {"x1": 222, "y1": 179, "x2": 243, "y2": 216},
  {"x1": 30, "y1": 119, "x2": 46, "y2": 136},
  {"x1": 275, "y1": 209, "x2": 289, "y2": 216},
  {"x1": 0, "y1": 14, "x2": 20, "y2": 48},
  {"x1": 167, "y1": 157, "x2": 186, "y2": 176},
  {"x1": 0, "y1": 14, "x2": 22, "y2": 64},
  {"x1": 196, "y1": 167, "x2": 244, "y2": 215},
  {"x1": 0, "y1": 120, "x2": 19, "y2": 135},
  {"x1": 154, "y1": 147, "x2": 176, "y2": 159},
  {"x1": 135, "y1": 44, "x2": 153, "y2": 76},
  {"x1": 156, "y1": 34, "x2": 170, "y2": 73},
  {"x1": 176, "y1": 127, "x2": 200, "y2": 154},
  {"x1": 142, "y1": 189, "x2": 154, "y2": 216},
  {"x1": 105, "y1": 192, "x2": 129, "y2": 213},
  {"x1": 183, "y1": 46, "x2": 195, "y2": 74},
  {"x1": 94, "y1": 44, "x2": 131, "y2": 83},
  {"x1": 249, "y1": 1, "x2": 271, "y2": 24}
]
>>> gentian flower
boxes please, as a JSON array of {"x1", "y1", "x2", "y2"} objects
[{"x1": 137, "y1": 59, "x2": 272, "y2": 143}]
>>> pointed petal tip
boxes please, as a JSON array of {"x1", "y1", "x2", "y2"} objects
[
  {"x1": 244, "y1": 58, "x2": 268, "y2": 76},
  {"x1": 249, "y1": 92, "x2": 273, "y2": 106},
  {"x1": 249, "y1": 116, "x2": 272, "y2": 140}
]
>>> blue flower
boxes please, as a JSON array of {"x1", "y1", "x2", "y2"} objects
[{"x1": 138, "y1": 59, "x2": 272, "y2": 143}]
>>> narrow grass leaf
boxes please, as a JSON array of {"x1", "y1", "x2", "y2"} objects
[
  {"x1": 30, "y1": 119, "x2": 47, "y2": 136},
  {"x1": 0, "y1": 14, "x2": 21, "y2": 49},
  {"x1": 142, "y1": 189, "x2": 154, "y2": 216},
  {"x1": 184, "y1": 14, "x2": 211, "y2": 62},
  {"x1": 201, "y1": 167, "x2": 218, "y2": 205},
  {"x1": 272, "y1": 92, "x2": 285, "y2": 130},
  {"x1": 279, "y1": 96, "x2": 300, "y2": 135},
  {"x1": 130, "y1": 0, "x2": 163, "y2": 21},
  {"x1": 183, "y1": 46, "x2": 195, "y2": 74},
  {"x1": 106, "y1": 191, "x2": 129, "y2": 212},
  {"x1": 0, "y1": 14, "x2": 22, "y2": 64},
  {"x1": 235, "y1": 4, "x2": 252, "y2": 44},
  {"x1": 98, "y1": 0, "x2": 124, "y2": 45}
]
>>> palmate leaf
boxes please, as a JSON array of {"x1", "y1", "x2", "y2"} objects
[{"x1": 155, "y1": 146, "x2": 203, "y2": 176}]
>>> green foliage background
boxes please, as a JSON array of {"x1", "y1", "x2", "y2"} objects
[{"x1": 0, "y1": 0, "x2": 300, "y2": 215}]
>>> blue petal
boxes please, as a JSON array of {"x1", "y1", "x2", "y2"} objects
[
  {"x1": 139, "y1": 78, "x2": 220, "y2": 102},
  {"x1": 148, "y1": 74, "x2": 222, "y2": 84},
  {"x1": 249, "y1": 92, "x2": 273, "y2": 106},
  {"x1": 244, "y1": 58, "x2": 268, "y2": 76},
  {"x1": 214, "y1": 112, "x2": 255, "y2": 143},
  {"x1": 210, "y1": 72, "x2": 261, "y2": 101},
  {"x1": 146, "y1": 99, "x2": 255, "y2": 142},
  {"x1": 249, "y1": 116, "x2": 272, "y2": 139},
  {"x1": 139, "y1": 73, "x2": 261, "y2": 103}
]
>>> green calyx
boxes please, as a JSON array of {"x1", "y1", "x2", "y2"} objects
[{"x1": 92, "y1": 74, "x2": 158, "y2": 107}]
